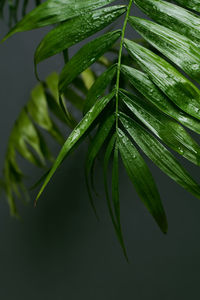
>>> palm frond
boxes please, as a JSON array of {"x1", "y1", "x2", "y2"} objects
[{"x1": 2, "y1": 0, "x2": 200, "y2": 256}]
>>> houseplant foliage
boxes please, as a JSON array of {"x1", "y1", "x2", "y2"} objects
[
  {"x1": 2, "y1": 0, "x2": 200, "y2": 255},
  {"x1": 0, "y1": 0, "x2": 41, "y2": 26}
]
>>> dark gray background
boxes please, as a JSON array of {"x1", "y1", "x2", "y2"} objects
[{"x1": 0, "y1": 2, "x2": 200, "y2": 299}]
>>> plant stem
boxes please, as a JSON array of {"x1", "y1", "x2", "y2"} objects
[{"x1": 115, "y1": 0, "x2": 133, "y2": 130}]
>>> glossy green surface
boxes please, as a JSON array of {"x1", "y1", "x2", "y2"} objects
[
  {"x1": 2, "y1": 0, "x2": 116, "y2": 41},
  {"x1": 124, "y1": 39, "x2": 200, "y2": 120},
  {"x1": 118, "y1": 128, "x2": 168, "y2": 234},
  {"x1": 134, "y1": 0, "x2": 200, "y2": 44},
  {"x1": 119, "y1": 91, "x2": 200, "y2": 166},
  {"x1": 121, "y1": 65, "x2": 200, "y2": 134},
  {"x1": 3, "y1": 0, "x2": 200, "y2": 244},
  {"x1": 129, "y1": 16, "x2": 200, "y2": 83},
  {"x1": 36, "y1": 91, "x2": 115, "y2": 201},
  {"x1": 59, "y1": 31, "x2": 121, "y2": 94},
  {"x1": 35, "y1": 6, "x2": 126, "y2": 64},
  {"x1": 120, "y1": 113, "x2": 200, "y2": 200}
]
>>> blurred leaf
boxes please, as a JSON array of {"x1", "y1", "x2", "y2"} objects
[{"x1": 84, "y1": 64, "x2": 117, "y2": 114}]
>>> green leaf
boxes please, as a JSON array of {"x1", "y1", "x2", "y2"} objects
[
  {"x1": 124, "y1": 39, "x2": 200, "y2": 120},
  {"x1": 134, "y1": 0, "x2": 200, "y2": 45},
  {"x1": 174, "y1": 0, "x2": 200, "y2": 13},
  {"x1": 27, "y1": 83, "x2": 64, "y2": 145},
  {"x1": 121, "y1": 65, "x2": 200, "y2": 134},
  {"x1": 129, "y1": 16, "x2": 200, "y2": 83},
  {"x1": 112, "y1": 142, "x2": 120, "y2": 225},
  {"x1": 103, "y1": 134, "x2": 128, "y2": 259},
  {"x1": 104, "y1": 134, "x2": 117, "y2": 228},
  {"x1": 59, "y1": 30, "x2": 121, "y2": 94},
  {"x1": 118, "y1": 128, "x2": 168, "y2": 234},
  {"x1": 11, "y1": 109, "x2": 45, "y2": 167},
  {"x1": 81, "y1": 68, "x2": 96, "y2": 91},
  {"x1": 84, "y1": 64, "x2": 117, "y2": 114},
  {"x1": 2, "y1": 0, "x2": 116, "y2": 41},
  {"x1": 85, "y1": 114, "x2": 115, "y2": 216},
  {"x1": 36, "y1": 90, "x2": 115, "y2": 202},
  {"x1": 119, "y1": 113, "x2": 200, "y2": 200},
  {"x1": 45, "y1": 72, "x2": 75, "y2": 124},
  {"x1": 119, "y1": 90, "x2": 200, "y2": 166},
  {"x1": 35, "y1": 5, "x2": 126, "y2": 65}
]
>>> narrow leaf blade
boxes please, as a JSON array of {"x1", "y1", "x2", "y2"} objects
[
  {"x1": 35, "y1": 6, "x2": 126, "y2": 64},
  {"x1": 84, "y1": 64, "x2": 117, "y2": 114},
  {"x1": 129, "y1": 16, "x2": 200, "y2": 83},
  {"x1": 119, "y1": 91, "x2": 200, "y2": 166},
  {"x1": 124, "y1": 39, "x2": 200, "y2": 120},
  {"x1": 36, "y1": 91, "x2": 115, "y2": 201},
  {"x1": 121, "y1": 65, "x2": 200, "y2": 134},
  {"x1": 118, "y1": 128, "x2": 168, "y2": 233},
  {"x1": 134, "y1": 0, "x2": 200, "y2": 44},
  {"x1": 59, "y1": 31, "x2": 121, "y2": 94},
  {"x1": 120, "y1": 113, "x2": 200, "y2": 199},
  {"x1": 2, "y1": 0, "x2": 116, "y2": 41},
  {"x1": 85, "y1": 114, "x2": 115, "y2": 215}
]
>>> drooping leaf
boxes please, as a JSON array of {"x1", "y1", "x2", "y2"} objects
[
  {"x1": 118, "y1": 128, "x2": 168, "y2": 234},
  {"x1": 103, "y1": 133, "x2": 128, "y2": 258},
  {"x1": 27, "y1": 83, "x2": 64, "y2": 145},
  {"x1": 129, "y1": 16, "x2": 200, "y2": 83},
  {"x1": 45, "y1": 72, "x2": 81, "y2": 123},
  {"x1": 11, "y1": 109, "x2": 45, "y2": 167},
  {"x1": 124, "y1": 39, "x2": 200, "y2": 120},
  {"x1": 1, "y1": 71, "x2": 79, "y2": 214},
  {"x1": 85, "y1": 113, "x2": 115, "y2": 215},
  {"x1": 84, "y1": 64, "x2": 117, "y2": 114},
  {"x1": 120, "y1": 113, "x2": 200, "y2": 199},
  {"x1": 36, "y1": 90, "x2": 115, "y2": 202},
  {"x1": 112, "y1": 142, "x2": 120, "y2": 225},
  {"x1": 119, "y1": 90, "x2": 200, "y2": 166},
  {"x1": 134, "y1": 0, "x2": 200, "y2": 45},
  {"x1": 2, "y1": 0, "x2": 116, "y2": 41},
  {"x1": 121, "y1": 65, "x2": 200, "y2": 134},
  {"x1": 35, "y1": 5, "x2": 126, "y2": 65},
  {"x1": 81, "y1": 69, "x2": 96, "y2": 91},
  {"x1": 104, "y1": 133, "x2": 117, "y2": 228},
  {"x1": 59, "y1": 31, "x2": 121, "y2": 94}
]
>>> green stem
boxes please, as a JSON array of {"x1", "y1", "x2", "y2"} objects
[{"x1": 115, "y1": 0, "x2": 133, "y2": 129}]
